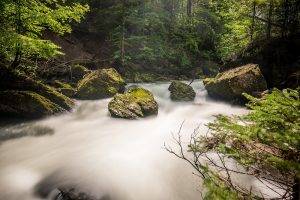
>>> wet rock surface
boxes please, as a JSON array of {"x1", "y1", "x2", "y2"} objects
[
  {"x1": 76, "y1": 68, "x2": 125, "y2": 100},
  {"x1": 203, "y1": 64, "x2": 268, "y2": 102},
  {"x1": 168, "y1": 81, "x2": 196, "y2": 101}
]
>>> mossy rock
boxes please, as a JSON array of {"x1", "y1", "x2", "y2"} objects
[
  {"x1": 108, "y1": 87, "x2": 158, "y2": 119},
  {"x1": 168, "y1": 81, "x2": 196, "y2": 101},
  {"x1": 0, "y1": 65, "x2": 74, "y2": 111},
  {"x1": 76, "y1": 68, "x2": 125, "y2": 100},
  {"x1": 52, "y1": 80, "x2": 76, "y2": 98},
  {"x1": 203, "y1": 64, "x2": 268, "y2": 102},
  {"x1": 0, "y1": 91, "x2": 64, "y2": 118}
]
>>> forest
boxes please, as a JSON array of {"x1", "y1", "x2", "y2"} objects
[{"x1": 0, "y1": 0, "x2": 299, "y2": 200}]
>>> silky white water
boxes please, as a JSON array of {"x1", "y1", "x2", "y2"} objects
[{"x1": 0, "y1": 81, "x2": 255, "y2": 200}]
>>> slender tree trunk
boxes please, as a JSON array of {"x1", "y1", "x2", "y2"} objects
[
  {"x1": 120, "y1": 0, "x2": 126, "y2": 67},
  {"x1": 187, "y1": 0, "x2": 192, "y2": 18},
  {"x1": 281, "y1": 0, "x2": 288, "y2": 37},
  {"x1": 11, "y1": 0, "x2": 22, "y2": 69},
  {"x1": 266, "y1": 0, "x2": 274, "y2": 40},
  {"x1": 250, "y1": 1, "x2": 256, "y2": 42}
]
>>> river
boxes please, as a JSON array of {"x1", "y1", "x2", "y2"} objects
[{"x1": 0, "y1": 81, "x2": 250, "y2": 200}]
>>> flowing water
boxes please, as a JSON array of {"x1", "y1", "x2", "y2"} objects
[{"x1": 0, "y1": 81, "x2": 260, "y2": 200}]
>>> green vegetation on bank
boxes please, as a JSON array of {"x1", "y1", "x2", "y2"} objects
[{"x1": 167, "y1": 88, "x2": 300, "y2": 199}]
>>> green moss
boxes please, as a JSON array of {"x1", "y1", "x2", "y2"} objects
[
  {"x1": 0, "y1": 65, "x2": 74, "y2": 113},
  {"x1": 39, "y1": 84, "x2": 74, "y2": 110},
  {"x1": 52, "y1": 80, "x2": 76, "y2": 97},
  {"x1": 76, "y1": 68, "x2": 126, "y2": 100},
  {"x1": 0, "y1": 91, "x2": 64, "y2": 118},
  {"x1": 128, "y1": 87, "x2": 154, "y2": 100},
  {"x1": 53, "y1": 80, "x2": 73, "y2": 89}
]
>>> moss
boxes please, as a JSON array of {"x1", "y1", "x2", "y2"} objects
[
  {"x1": 168, "y1": 81, "x2": 196, "y2": 101},
  {"x1": 76, "y1": 68, "x2": 126, "y2": 100},
  {"x1": 108, "y1": 87, "x2": 158, "y2": 119},
  {"x1": 53, "y1": 80, "x2": 73, "y2": 89},
  {"x1": 0, "y1": 66, "x2": 74, "y2": 110},
  {"x1": 52, "y1": 80, "x2": 76, "y2": 97},
  {"x1": 0, "y1": 91, "x2": 64, "y2": 118},
  {"x1": 38, "y1": 84, "x2": 74, "y2": 110}
]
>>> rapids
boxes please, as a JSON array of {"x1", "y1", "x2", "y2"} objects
[{"x1": 0, "y1": 81, "x2": 251, "y2": 200}]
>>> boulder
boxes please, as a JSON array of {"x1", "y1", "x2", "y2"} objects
[
  {"x1": 76, "y1": 68, "x2": 125, "y2": 100},
  {"x1": 168, "y1": 81, "x2": 196, "y2": 101},
  {"x1": 108, "y1": 87, "x2": 158, "y2": 119},
  {"x1": 0, "y1": 65, "x2": 74, "y2": 116},
  {"x1": 0, "y1": 91, "x2": 64, "y2": 118},
  {"x1": 203, "y1": 64, "x2": 268, "y2": 102}
]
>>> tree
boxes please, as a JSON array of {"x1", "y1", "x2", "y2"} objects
[
  {"x1": 166, "y1": 88, "x2": 300, "y2": 199},
  {"x1": 0, "y1": 0, "x2": 89, "y2": 68}
]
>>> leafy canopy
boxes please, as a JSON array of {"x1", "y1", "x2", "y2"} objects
[{"x1": 0, "y1": 0, "x2": 89, "y2": 61}]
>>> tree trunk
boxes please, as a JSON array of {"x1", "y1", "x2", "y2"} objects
[
  {"x1": 250, "y1": 1, "x2": 256, "y2": 41},
  {"x1": 281, "y1": 0, "x2": 288, "y2": 37},
  {"x1": 267, "y1": 0, "x2": 273, "y2": 40},
  {"x1": 11, "y1": 0, "x2": 22, "y2": 69},
  {"x1": 187, "y1": 0, "x2": 192, "y2": 17},
  {"x1": 121, "y1": 0, "x2": 126, "y2": 67}
]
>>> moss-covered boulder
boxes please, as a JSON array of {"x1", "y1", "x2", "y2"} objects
[
  {"x1": 203, "y1": 64, "x2": 268, "y2": 102},
  {"x1": 108, "y1": 87, "x2": 158, "y2": 119},
  {"x1": 52, "y1": 80, "x2": 76, "y2": 98},
  {"x1": 0, "y1": 91, "x2": 64, "y2": 118},
  {"x1": 0, "y1": 65, "x2": 74, "y2": 112},
  {"x1": 168, "y1": 81, "x2": 196, "y2": 101},
  {"x1": 76, "y1": 68, "x2": 125, "y2": 100}
]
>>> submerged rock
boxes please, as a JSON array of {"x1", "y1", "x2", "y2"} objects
[
  {"x1": 0, "y1": 91, "x2": 64, "y2": 118},
  {"x1": 108, "y1": 87, "x2": 158, "y2": 119},
  {"x1": 168, "y1": 81, "x2": 196, "y2": 101},
  {"x1": 55, "y1": 188, "x2": 102, "y2": 200},
  {"x1": 76, "y1": 68, "x2": 125, "y2": 100},
  {"x1": 203, "y1": 64, "x2": 268, "y2": 102}
]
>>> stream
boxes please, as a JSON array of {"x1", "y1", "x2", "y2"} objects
[{"x1": 0, "y1": 81, "x2": 263, "y2": 200}]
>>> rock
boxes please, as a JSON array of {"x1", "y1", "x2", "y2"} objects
[
  {"x1": 56, "y1": 188, "x2": 100, "y2": 200},
  {"x1": 108, "y1": 87, "x2": 158, "y2": 119},
  {"x1": 0, "y1": 91, "x2": 64, "y2": 118},
  {"x1": 76, "y1": 68, "x2": 125, "y2": 100},
  {"x1": 52, "y1": 80, "x2": 76, "y2": 98},
  {"x1": 203, "y1": 64, "x2": 268, "y2": 102},
  {"x1": 168, "y1": 81, "x2": 196, "y2": 101},
  {"x1": 0, "y1": 65, "x2": 74, "y2": 114}
]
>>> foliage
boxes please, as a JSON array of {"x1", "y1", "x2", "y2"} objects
[
  {"x1": 166, "y1": 88, "x2": 300, "y2": 199},
  {"x1": 0, "y1": 0, "x2": 89, "y2": 66},
  {"x1": 207, "y1": 0, "x2": 300, "y2": 60}
]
